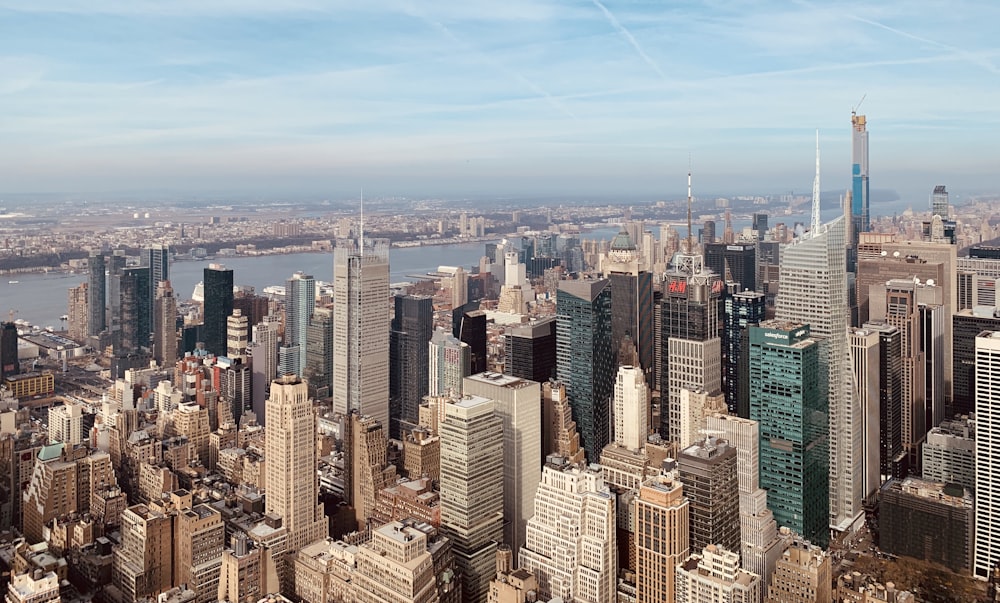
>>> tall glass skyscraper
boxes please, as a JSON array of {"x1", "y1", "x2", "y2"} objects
[
  {"x1": 202, "y1": 264, "x2": 234, "y2": 357},
  {"x1": 723, "y1": 289, "x2": 766, "y2": 417},
  {"x1": 389, "y1": 294, "x2": 433, "y2": 438},
  {"x1": 775, "y1": 215, "x2": 862, "y2": 535},
  {"x1": 87, "y1": 251, "x2": 106, "y2": 337},
  {"x1": 851, "y1": 112, "x2": 870, "y2": 234},
  {"x1": 333, "y1": 237, "x2": 390, "y2": 427},
  {"x1": 556, "y1": 278, "x2": 613, "y2": 461},
  {"x1": 284, "y1": 272, "x2": 315, "y2": 378},
  {"x1": 750, "y1": 321, "x2": 828, "y2": 547}
]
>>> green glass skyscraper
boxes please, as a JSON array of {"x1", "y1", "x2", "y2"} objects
[
  {"x1": 556, "y1": 278, "x2": 613, "y2": 461},
  {"x1": 749, "y1": 320, "x2": 828, "y2": 547}
]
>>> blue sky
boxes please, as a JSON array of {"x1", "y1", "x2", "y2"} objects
[{"x1": 2, "y1": 0, "x2": 999, "y2": 203}]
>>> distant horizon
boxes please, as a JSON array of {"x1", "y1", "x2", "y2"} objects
[{"x1": 3, "y1": 1, "x2": 999, "y2": 201}]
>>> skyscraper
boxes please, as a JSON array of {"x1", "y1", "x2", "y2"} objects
[
  {"x1": 67, "y1": 282, "x2": 88, "y2": 343},
  {"x1": 775, "y1": 210, "x2": 860, "y2": 535},
  {"x1": 677, "y1": 438, "x2": 740, "y2": 554},
  {"x1": 250, "y1": 319, "x2": 279, "y2": 424},
  {"x1": 265, "y1": 375, "x2": 327, "y2": 551},
  {"x1": 226, "y1": 309, "x2": 249, "y2": 362},
  {"x1": 705, "y1": 242, "x2": 756, "y2": 292},
  {"x1": 203, "y1": 264, "x2": 234, "y2": 357},
  {"x1": 851, "y1": 111, "x2": 870, "y2": 234},
  {"x1": 389, "y1": 294, "x2": 434, "y2": 438},
  {"x1": 285, "y1": 272, "x2": 315, "y2": 378},
  {"x1": 143, "y1": 243, "x2": 169, "y2": 319},
  {"x1": 429, "y1": 328, "x2": 471, "y2": 397},
  {"x1": 932, "y1": 184, "x2": 949, "y2": 219},
  {"x1": 463, "y1": 373, "x2": 542, "y2": 564},
  {"x1": 723, "y1": 290, "x2": 766, "y2": 417},
  {"x1": 107, "y1": 249, "x2": 126, "y2": 340},
  {"x1": 675, "y1": 545, "x2": 761, "y2": 603},
  {"x1": 454, "y1": 306, "x2": 488, "y2": 375},
  {"x1": 556, "y1": 278, "x2": 614, "y2": 461},
  {"x1": 869, "y1": 278, "x2": 944, "y2": 469},
  {"x1": 604, "y1": 230, "x2": 654, "y2": 382},
  {"x1": 849, "y1": 327, "x2": 882, "y2": 502},
  {"x1": 612, "y1": 364, "x2": 649, "y2": 452},
  {"x1": 518, "y1": 458, "x2": 616, "y2": 603},
  {"x1": 119, "y1": 266, "x2": 151, "y2": 354},
  {"x1": 439, "y1": 395, "x2": 504, "y2": 603},
  {"x1": 635, "y1": 474, "x2": 689, "y2": 603},
  {"x1": 749, "y1": 321, "x2": 828, "y2": 547},
  {"x1": 333, "y1": 237, "x2": 390, "y2": 427},
  {"x1": 0, "y1": 322, "x2": 18, "y2": 382},
  {"x1": 764, "y1": 537, "x2": 830, "y2": 603},
  {"x1": 974, "y1": 331, "x2": 1000, "y2": 578},
  {"x1": 863, "y1": 322, "x2": 904, "y2": 479},
  {"x1": 304, "y1": 306, "x2": 333, "y2": 400},
  {"x1": 953, "y1": 307, "x2": 1000, "y2": 416},
  {"x1": 87, "y1": 251, "x2": 106, "y2": 337},
  {"x1": 503, "y1": 317, "x2": 557, "y2": 384},
  {"x1": 153, "y1": 281, "x2": 177, "y2": 368}
]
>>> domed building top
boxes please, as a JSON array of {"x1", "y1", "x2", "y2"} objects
[{"x1": 610, "y1": 229, "x2": 637, "y2": 251}]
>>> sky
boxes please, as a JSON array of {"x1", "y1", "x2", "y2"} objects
[{"x1": 2, "y1": 0, "x2": 999, "y2": 203}]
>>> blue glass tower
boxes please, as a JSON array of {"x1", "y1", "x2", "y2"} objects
[
  {"x1": 750, "y1": 321, "x2": 829, "y2": 547},
  {"x1": 724, "y1": 289, "x2": 766, "y2": 417},
  {"x1": 556, "y1": 278, "x2": 613, "y2": 461},
  {"x1": 852, "y1": 112, "x2": 869, "y2": 233}
]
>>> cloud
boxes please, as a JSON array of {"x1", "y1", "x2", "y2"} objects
[{"x1": 589, "y1": 0, "x2": 668, "y2": 80}]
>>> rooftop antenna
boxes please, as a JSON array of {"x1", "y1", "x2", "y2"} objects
[
  {"x1": 687, "y1": 156, "x2": 693, "y2": 253},
  {"x1": 359, "y1": 187, "x2": 364, "y2": 258},
  {"x1": 811, "y1": 130, "x2": 821, "y2": 233}
]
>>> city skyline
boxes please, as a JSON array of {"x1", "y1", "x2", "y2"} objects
[{"x1": 3, "y1": 1, "x2": 1000, "y2": 200}]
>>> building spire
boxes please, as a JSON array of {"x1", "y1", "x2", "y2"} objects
[
  {"x1": 811, "y1": 130, "x2": 821, "y2": 233},
  {"x1": 687, "y1": 157, "x2": 693, "y2": 253},
  {"x1": 360, "y1": 186, "x2": 364, "y2": 258}
]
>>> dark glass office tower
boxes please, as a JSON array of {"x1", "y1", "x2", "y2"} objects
[
  {"x1": 119, "y1": 266, "x2": 151, "y2": 354},
  {"x1": 953, "y1": 308, "x2": 1000, "y2": 417},
  {"x1": 504, "y1": 317, "x2": 556, "y2": 383},
  {"x1": 106, "y1": 250, "x2": 126, "y2": 339},
  {"x1": 556, "y1": 278, "x2": 613, "y2": 462},
  {"x1": 453, "y1": 304, "x2": 488, "y2": 375},
  {"x1": 203, "y1": 264, "x2": 234, "y2": 356},
  {"x1": 305, "y1": 306, "x2": 333, "y2": 400},
  {"x1": 705, "y1": 243, "x2": 756, "y2": 292},
  {"x1": 605, "y1": 230, "x2": 654, "y2": 382},
  {"x1": 864, "y1": 322, "x2": 904, "y2": 478},
  {"x1": 1, "y1": 322, "x2": 18, "y2": 381},
  {"x1": 752, "y1": 213, "x2": 768, "y2": 240},
  {"x1": 723, "y1": 290, "x2": 766, "y2": 417},
  {"x1": 87, "y1": 251, "x2": 106, "y2": 336},
  {"x1": 389, "y1": 294, "x2": 434, "y2": 438}
]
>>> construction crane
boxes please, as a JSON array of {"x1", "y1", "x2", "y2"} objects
[{"x1": 852, "y1": 93, "x2": 867, "y2": 116}]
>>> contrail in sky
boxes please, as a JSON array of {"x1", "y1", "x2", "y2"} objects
[{"x1": 590, "y1": 0, "x2": 668, "y2": 80}]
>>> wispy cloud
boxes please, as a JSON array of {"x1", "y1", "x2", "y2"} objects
[
  {"x1": 589, "y1": 0, "x2": 668, "y2": 80},
  {"x1": 847, "y1": 14, "x2": 1000, "y2": 74}
]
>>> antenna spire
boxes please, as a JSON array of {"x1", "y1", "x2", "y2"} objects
[
  {"x1": 686, "y1": 158, "x2": 693, "y2": 253},
  {"x1": 811, "y1": 130, "x2": 821, "y2": 233},
  {"x1": 360, "y1": 187, "x2": 364, "y2": 258}
]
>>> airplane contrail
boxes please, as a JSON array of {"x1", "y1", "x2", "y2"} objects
[{"x1": 590, "y1": 0, "x2": 668, "y2": 80}]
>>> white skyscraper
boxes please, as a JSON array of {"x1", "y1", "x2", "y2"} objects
[
  {"x1": 518, "y1": 459, "x2": 616, "y2": 603},
  {"x1": 775, "y1": 213, "x2": 861, "y2": 533},
  {"x1": 974, "y1": 331, "x2": 1000, "y2": 578},
  {"x1": 333, "y1": 237, "x2": 390, "y2": 427},
  {"x1": 265, "y1": 375, "x2": 327, "y2": 551},
  {"x1": 463, "y1": 373, "x2": 541, "y2": 563},
  {"x1": 675, "y1": 544, "x2": 761, "y2": 603},
  {"x1": 613, "y1": 364, "x2": 649, "y2": 451},
  {"x1": 428, "y1": 328, "x2": 471, "y2": 397}
]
